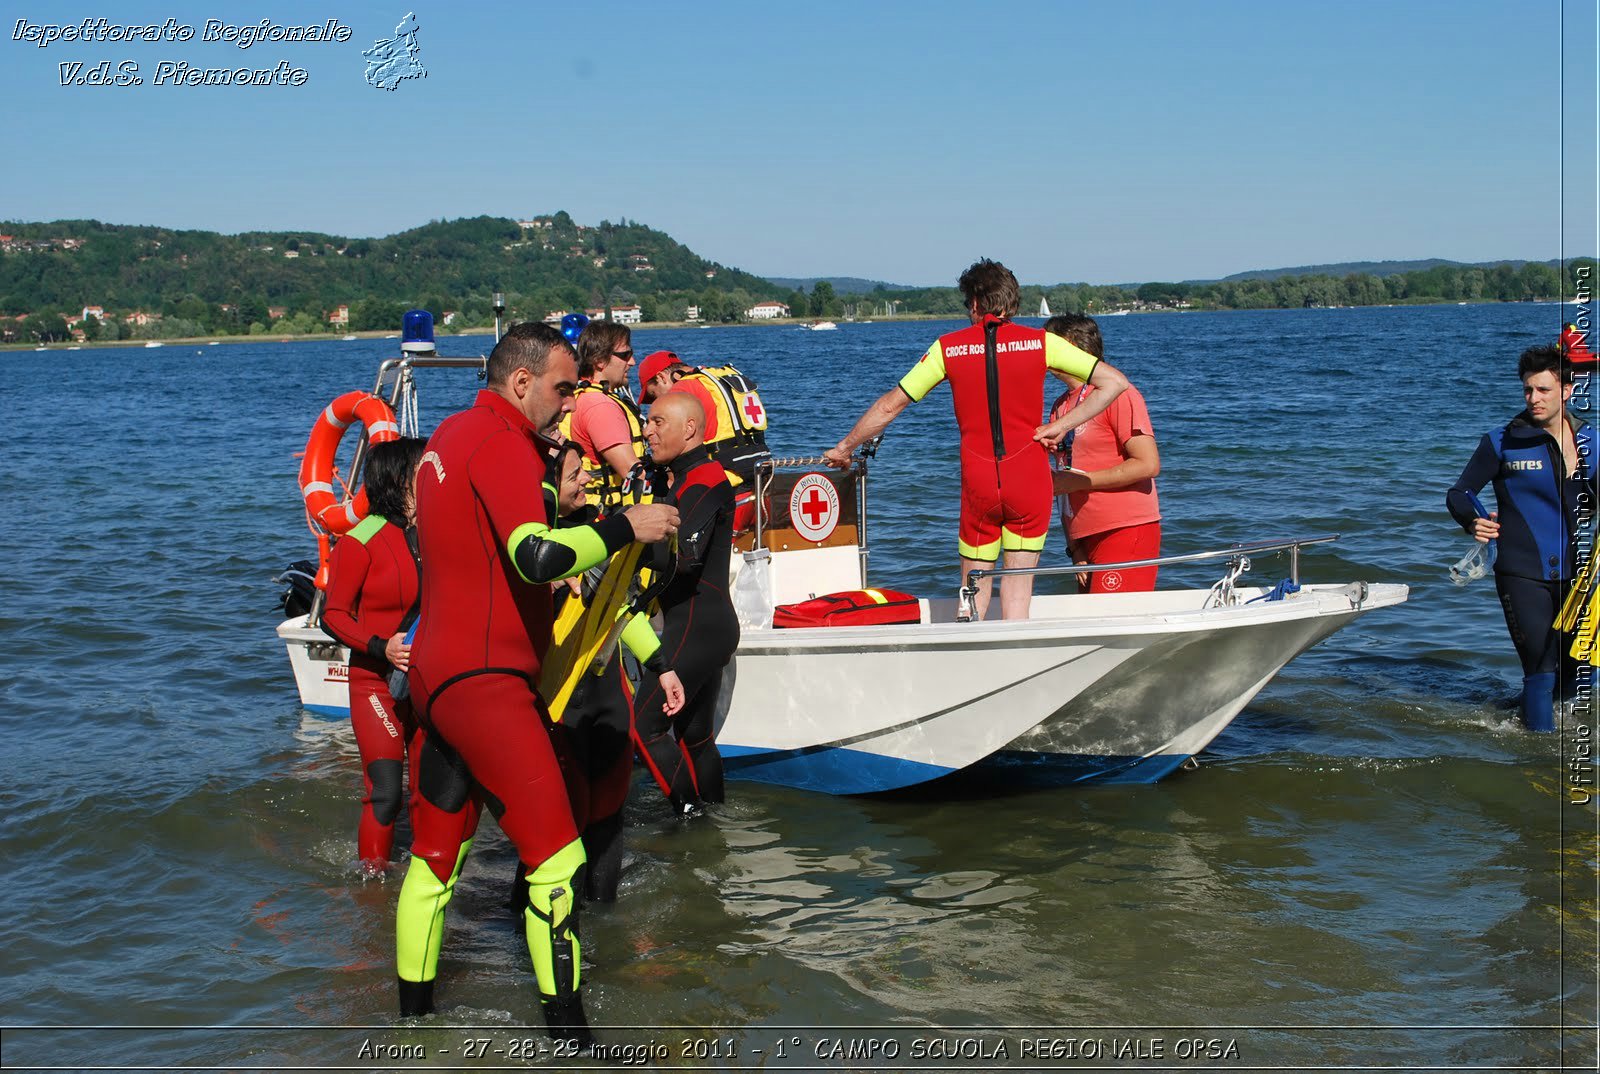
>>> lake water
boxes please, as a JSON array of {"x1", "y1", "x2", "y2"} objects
[{"x1": 1, "y1": 303, "x2": 1595, "y2": 1070}]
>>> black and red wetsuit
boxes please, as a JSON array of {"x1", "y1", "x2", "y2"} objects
[
  {"x1": 320, "y1": 513, "x2": 420, "y2": 867},
  {"x1": 396, "y1": 388, "x2": 636, "y2": 1018},
  {"x1": 632, "y1": 445, "x2": 740, "y2": 809}
]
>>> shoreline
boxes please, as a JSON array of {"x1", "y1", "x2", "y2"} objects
[{"x1": 1, "y1": 299, "x2": 1574, "y2": 353}]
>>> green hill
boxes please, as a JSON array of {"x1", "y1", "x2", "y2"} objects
[{"x1": 0, "y1": 212, "x2": 788, "y2": 338}]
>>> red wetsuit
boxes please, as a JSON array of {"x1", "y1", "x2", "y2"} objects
[
  {"x1": 396, "y1": 389, "x2": 637, "y2": 1020},
  {"x1": 320, "y1": 514, "x2": 420, "y2": 866},
  {"x1": 407, "y1": 389, "x2": 633, "y2": 876},
  {"x1": 899, "y1": 316, "x2": 1099, "y2": 561}
]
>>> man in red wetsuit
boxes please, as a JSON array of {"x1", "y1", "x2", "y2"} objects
[
  {"x1": 394, "y1": 322, "x2": 678, "y2": 1042},
  {"x1": 824, "y1": 258, "x2": 1130, "y2": 620}
]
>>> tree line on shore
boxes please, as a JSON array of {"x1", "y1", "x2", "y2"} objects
[{"x1": 1, "y1": 214, "x2": 1590, "y2": 343}]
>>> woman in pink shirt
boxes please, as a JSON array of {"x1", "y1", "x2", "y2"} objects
[{"x1": 1035, "y1": 315, "x2": 1162, "y2": 592}]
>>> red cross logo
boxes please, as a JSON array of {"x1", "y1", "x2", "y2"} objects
[
  {"x1": 742, "y1": 392, "x2": 764, "y2": 425},
  {"x1": 789, "y1": 472, "x2": 840, "y2": 542},
  {"x1": 799, "y1": 487, "x2": 829, "y2": 527}
]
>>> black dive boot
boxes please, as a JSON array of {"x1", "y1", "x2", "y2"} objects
[
  {"x1": 397, "y1": 978, "x2": 434, "y2": 1018},
  {"x1": 582, "y1": 814, "x2": 625, "y2": 903},
  {"x1": 540, "y1": 992, "x2": 594, "y2": 1051},
  {"x1": 505, "y1": 860, "x2": 531, "y2": 915}
]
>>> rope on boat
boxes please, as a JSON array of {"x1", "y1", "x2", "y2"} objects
[
  {"x1": 398, "y1": 368, "x2": 421, "y2": 438},
  {"x1": 1247, "y1": 578, "x2": 1303, "y2": 603}
]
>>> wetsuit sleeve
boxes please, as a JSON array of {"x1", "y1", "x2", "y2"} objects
[
  {"x1": 1446, "y1": 434, "x2": 1498, "y2": 533},
  {"x1": 619, "y1": 610, "x2": 669, "y2": 673},
  {"x1": 1044, "y1": 333, "x2": 1100, "y2": 382},
  {"x1": 469, "y1": 427, "x2": 636, "y2": 584},
  {"x1": 897, "y1": 341, "x2": 946, "y2": 402},
  {"x1": 508, "y1": 514, "x2": 635, "y2": 584},
  {"x1": 320, "y1": 538, "x2": 382, "y2": 657}
]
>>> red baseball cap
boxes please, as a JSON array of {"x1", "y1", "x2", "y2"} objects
[{"x1": 637, "y1": 350, "x2": 688, "y2": 397}]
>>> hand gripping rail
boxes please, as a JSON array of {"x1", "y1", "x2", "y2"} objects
[{"x1": 956, "y1": 533, "x2": 1341, "y2": 622}]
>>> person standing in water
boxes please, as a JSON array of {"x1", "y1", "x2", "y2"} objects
[
  {"x1": 319, "y1": 436, "x2": 426, "y2": 875},
  {"x1": 1448, "y1": 342, "x2": 1597, "y2": 731}
]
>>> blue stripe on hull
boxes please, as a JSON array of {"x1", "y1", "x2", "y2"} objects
[
  {"x1": 304, "y1": 703, "x2": 349, "y2": 717},
  {"x1": 722, "y1": 743, "x2": 1195, "y2": 794},
  {"x1": 982, "y1": 749, "x2": 1194, "y2": 785},
  {"x1": 721, "y1": 743, "x2": 955, "y2": 794}
]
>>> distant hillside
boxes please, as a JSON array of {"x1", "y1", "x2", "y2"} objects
[
  {"x1": 1213, "y1": 257, "x2": 1565, "y2": 283},
  {"x1": 764, "y1": 276, "x2": 912, "y2": 294},
  {"x1": 0, "y1": 213, "x2": 789, "y2": 336}
]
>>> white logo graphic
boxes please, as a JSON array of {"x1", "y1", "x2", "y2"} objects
[
  {"x1": 789, "y1": 472, "x2": 840, "y2": 543},
  {"x1": 363, "y1": 12, "x2": 425, "y2": 91}
]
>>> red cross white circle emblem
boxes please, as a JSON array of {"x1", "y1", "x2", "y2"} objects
[
  {"x1": 742, "y1": 391, "x2": 765, "y2": 426},
  {"x1": 789, "y1": 472, "x2": 840, "y2": 543}
]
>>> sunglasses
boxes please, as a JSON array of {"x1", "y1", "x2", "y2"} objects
[{"x1": 612, "y1": 349, "x2": 635, "y2": 360}]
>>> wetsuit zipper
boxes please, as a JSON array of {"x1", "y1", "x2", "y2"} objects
[{"x1": 983, "y1": 321, "x2": 1005, "y2": 459}]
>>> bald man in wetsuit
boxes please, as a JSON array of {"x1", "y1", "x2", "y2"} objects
[
  {"x1": 394, "y1": 322, "x2": 678, "y2": 1044},
  {"x1": 632, "y1": 391, "x2": 740, "y2": 815}
]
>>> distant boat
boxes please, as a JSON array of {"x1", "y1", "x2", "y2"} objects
[
  {"x1": 208, "y1": 341, "x2": 220, "y2": 346},
  {"x1": 1101, "y1": 310, "x2": 1129, "y2": 317},
  {"x1": 342, "y1": 334, "x2": 358, "y2": 341},
  {"x1": 144, "y1": 341, "x2": 164, "y2": 348},
  {"x1": 808, "y1": 321, "x2": 839, "y2": 331},
  {"x1": 1039, "y1": 297, "x2": 1051, "y2": 317}
]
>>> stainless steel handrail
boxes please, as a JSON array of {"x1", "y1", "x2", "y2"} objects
[
  {"x1": 752, "y1": 443, "x2": 876, "y2": 583},
  {"x1": 958, "y1": 534, "x2": 1341, "y2": 621}
]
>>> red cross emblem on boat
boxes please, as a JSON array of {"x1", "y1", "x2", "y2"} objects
[
  {"x1": 789, "y1": 472, "x2": 839, "y2": 543},
  {"x1": 742, "y1": 391, "x2": 765, "y2": 426}
]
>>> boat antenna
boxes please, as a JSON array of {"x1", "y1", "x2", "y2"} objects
[{"x1": 492, "y1": 291, "x2": 506, "y2": 343}]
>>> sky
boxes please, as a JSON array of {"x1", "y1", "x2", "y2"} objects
[{"x1": 2, "y1": 0, "x2": 1595, "y2": 286}]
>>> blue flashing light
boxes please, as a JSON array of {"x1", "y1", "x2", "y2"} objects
[
  {"x1": 402, "y1": 309, "x2": 435, "y2": 353},
  {"x1": 560, "y1": 312, "x2": 590, "y2": 344}
]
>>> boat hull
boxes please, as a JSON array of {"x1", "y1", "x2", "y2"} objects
[
  {"x1": 712, "y1": 583, "x2": 1405, "y2": 792},
  {"x1": 279, "y1": 581, "x2": 1405, "y2": 794}
]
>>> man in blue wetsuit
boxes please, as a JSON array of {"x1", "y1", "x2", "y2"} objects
[{"x1": 1448, "y1": 343, "x2": 1598, "y2": 731}]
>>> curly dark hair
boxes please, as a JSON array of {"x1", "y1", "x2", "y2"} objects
[
  {"x1": 1518, "y1": 343, "x2": 1570, "y2": 384},
  {"x1": 957, "y1": 258, "x2": 1021, "y2": 318}
]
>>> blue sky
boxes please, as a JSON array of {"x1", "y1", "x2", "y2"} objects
[{"x1": 2, "y1": 1, "x2": 1594, "y2": 285}]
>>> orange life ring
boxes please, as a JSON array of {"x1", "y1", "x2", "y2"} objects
[{"x1": 299, "y1": 390, "x2": 400, "y2": 536}]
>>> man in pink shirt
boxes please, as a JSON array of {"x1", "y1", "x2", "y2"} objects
[
  {"x1": 559, "y1": 323, "x2": 646, "y2": 509},
  {"x1": 1035, "y1": 315, "x2": 1162, "y2": 592}
]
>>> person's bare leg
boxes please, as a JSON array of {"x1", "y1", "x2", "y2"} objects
[
  {"x1": 998, "y1": 549, "x2": 1039, "y2": 620},
  {"x1": 960, "y1": 557, "x2": 995, "y2": 621}
]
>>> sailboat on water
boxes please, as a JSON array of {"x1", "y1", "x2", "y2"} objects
[{"x1": 1038, "y1": 296, "x2": 1051, "y2": 318}]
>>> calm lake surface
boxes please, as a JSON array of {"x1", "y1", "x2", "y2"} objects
[{"x1": 1, "y1": 303, "x2": 1595, "y2": 1071}]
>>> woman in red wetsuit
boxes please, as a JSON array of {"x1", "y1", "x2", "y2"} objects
[{"x1": 320, "y1": 436, "x2": 427, "y2": 875}]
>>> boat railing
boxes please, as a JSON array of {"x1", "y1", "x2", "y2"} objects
[
  {"x1": 751, "y1": 436, "x2": 880, "y2": 584},
  {"x1": 957, "y1": 534, "x2": 1341, "y2": 622}
]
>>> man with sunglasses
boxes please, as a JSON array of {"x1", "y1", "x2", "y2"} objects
[{"x1": 559, "y1": 323, "x2": 647, "y2": 509}]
